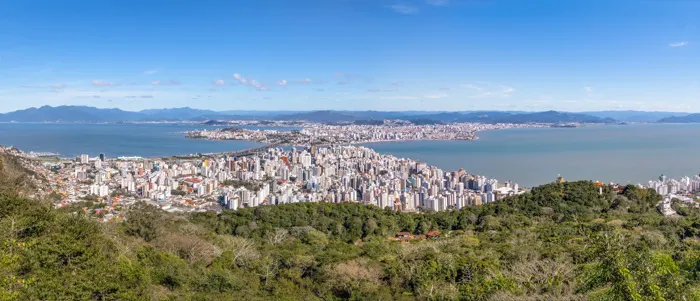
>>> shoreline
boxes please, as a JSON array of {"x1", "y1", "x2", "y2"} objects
[
  {"x1": 4, "y1": 122, "x2": 634, "y2": 160},
  {"x1": 5, "y1": 122, "x2": 687, "y2": 161}
]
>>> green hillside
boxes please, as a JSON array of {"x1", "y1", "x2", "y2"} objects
[{"x1": 1, "y1": 154, "x2": 699, "y2": 300}]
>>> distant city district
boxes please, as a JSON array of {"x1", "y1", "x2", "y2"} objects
[{"x1": 185, "y1": 122, "x2": 546, "y2": 144}]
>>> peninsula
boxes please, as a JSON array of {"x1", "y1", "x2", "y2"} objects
[{"x1": 184, "y1": 122, "x2": 546, "y2": 144}]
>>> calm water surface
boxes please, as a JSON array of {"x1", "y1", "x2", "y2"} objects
[
  {"x1": 0, "y1": 123, "x2": 273, "y2": 158},
  {"x1": 2, "y1": 123, "x2": 699, "y2": 187},
  {"x1": 366, "y1": 124, "x2": 700, "y2": 187}
]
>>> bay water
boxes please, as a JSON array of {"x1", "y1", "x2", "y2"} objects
[
  {"x1": 367, "y1": 124, "x2": 700, "y2": 187},
  {"x1": 2, "y1": 123, "x2": 699, "y2": 187},
  {"x1": 0, "y1": 123, "x2": 267, "y2": 158}
]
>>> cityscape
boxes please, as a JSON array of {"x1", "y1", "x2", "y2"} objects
[
  {"x1": 9, "y1": 139, "x2": 523, "y2": 222},
  {"x1": 185, "y1": 122, "x2": 545, "y2": 144},
  {"x1": 5, "y1": 118, "x2": 700, "y2": 223},
  {"x1": 3, "y1": 0, "x2": 700, "y2": 299}
]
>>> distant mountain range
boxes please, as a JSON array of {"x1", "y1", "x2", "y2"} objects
[
  {"x1": 582, "y1": 111, "x2": 687, "y2": 123},
  {"x1": 0, "y1": 106, "x2": 143, "y2": 123},
  {"x1": 657, "y1": 114, "x2": 700, "y2": 123},
  {"x1": 0, "y1": 105, "x2": 699, "y2": 124}
]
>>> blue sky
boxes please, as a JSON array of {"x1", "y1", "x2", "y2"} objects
[{"x1": 0, "y1": 0, "x2": 698, "y2": 112}]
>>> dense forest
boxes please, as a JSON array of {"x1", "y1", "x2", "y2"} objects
[{"x1": 1, "y1": 154, "x2": 700, "y2": 300}]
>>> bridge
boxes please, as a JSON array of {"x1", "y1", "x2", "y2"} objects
[{"x1": 204, "y1": 143, "x2": 284, "y2": 158}]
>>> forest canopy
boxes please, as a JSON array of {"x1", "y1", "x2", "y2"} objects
[{"x1": 1, "y1": 158, "x2": 699, "y2": 301}]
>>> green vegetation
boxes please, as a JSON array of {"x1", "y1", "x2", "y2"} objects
[
  {"x1": 1, "y1": 155, "x2": 699, "y2": 301},
  {"x1": 0, "y1": 153, "x2": 38, "y2": 197},
  {"x1": 170, "y1": 189, "x2": 187, "y2": 196}
]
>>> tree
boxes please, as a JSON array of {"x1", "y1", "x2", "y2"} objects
[
  {"x1": 123, "y1": 202, "x2": 164, "y2": 242},
  {"x1": 579, "y1": 230, "x2": 696, "y2": 301}
]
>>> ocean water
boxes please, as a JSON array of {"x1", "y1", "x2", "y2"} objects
[
  {"x1": 0, "y1": 123, "x2": 272, "y2": 158},
  {"x1": 2, "y1": 123, "x2": 700, "y2": 187},
  {"x1": 365, "y1": 124, "x2": 700, "y2": 187}
]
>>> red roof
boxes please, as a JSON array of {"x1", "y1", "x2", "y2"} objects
[
  {"x1": 184, "y1": 178, "x2": 202, "y2": 183},
  {"x1": 427, "y1": 231, "x2": 441, "y2": 237}
]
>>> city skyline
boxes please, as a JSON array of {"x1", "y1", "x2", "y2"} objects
[{"x1": 1, "y1": 0, "x2": 699, "y2": 112}]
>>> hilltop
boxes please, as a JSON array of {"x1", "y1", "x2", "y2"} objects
[
  {"x1": 0, "y1": 105, "x2": 633, "y2": 124},
  {"x1": 657, "y1": 113, "x2": 700, "y2": 123},
  {"x1": 0, "y1": 154, "x2": 698, "y2": 300}
]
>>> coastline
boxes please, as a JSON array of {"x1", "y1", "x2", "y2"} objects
[
  {"x1": 7, "y1": 122, "x2": 700, "y2": 188},
  {"x1": 6, "y1": 122, "x2": 623, "y2": 160}
]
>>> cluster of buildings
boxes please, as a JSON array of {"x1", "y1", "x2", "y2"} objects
[
  {"x1": 640, "y1": 174, "x2": 700, "y2": 216},
  {"x1": 12, "y1": 144, "x2": 524, "y2": 221},
  {"x1": 186, "y1": 128, "x2": 287, "y2": 143},
  {"x1": 645, "y1": 174, "x2": 700, "y2": 196},
  {"x1": 186, "y1": 122, "x2": 545, "y2": 145}
]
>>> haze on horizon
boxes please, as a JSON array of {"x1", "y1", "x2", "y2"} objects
[{"x1": 0, "y1": 0, "x2": 698, "y2": 113}]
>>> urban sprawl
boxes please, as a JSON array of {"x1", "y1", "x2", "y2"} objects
[
  {"x1": 4, "y1": 121, "x2": 699, "y2": 222},
  {"x1": 185, "y1": 122, "x2": 545, "y2": 144}
]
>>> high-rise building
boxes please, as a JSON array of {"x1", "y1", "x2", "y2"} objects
[
  {"x1": 99, "y1": 153, "x2": 105, "y2": 162},
  {"x1": 80, "y1": 154, "x2": 89, "y2": 164}
]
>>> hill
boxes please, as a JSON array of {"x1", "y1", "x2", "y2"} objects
[
  {"x1": 0, "y1": 106, "x2": 690, "y2": 124},
  {"x1": 0, "y1": 105, "x2": 143, "y2": 122},
  {"x1": 269, "y1": 110, "x2": 623, "y2": 124},
  {"x1": 658, "y1": 113, "x2": 700, "y2": 123},
  {"x1": 274, "y1": 110, "x2": 358, "y2": 122},
  {"x1": 0, "y1": 148, "x2": 41, "y2": 196},
  {"x1": 496, "y1": 110, "x2": 615, "y2": 124},
  {"x1": 403, "y1": 111, "x2": 615, "y2": 124},
  {"x1": 1, "y1": 155, "x2": 699, "y2": 301},
  {"x1": 139, "y1": 107, "x2": 219, "y2": 121},
  {"x1": 584, "y1": 110, "x2": 685, "y2": 122},
  {"x1": 403, "y1": 111, "x2": 513, "y2": 123}
]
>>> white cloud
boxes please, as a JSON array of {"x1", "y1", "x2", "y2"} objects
[
  {"x1": 501, "y1": 85, "x2": 514, "y2": 96},
  {"x1": 669, "y1": 41, "x2": 688, "y2": 47},
  {"x1": 387, "y1": 4, "x2": 418, "y2": 14},
  {"x1": 277, "y1": 80, "x2": 288, "y2": 86},
  {"x1": 50, "y1": 84, "x2": 65, "y2": 89},
  {"x1": 584, "y1": 86, "x2": 593, "y2": 93},
  {"x1": 248, "y1": 80, "x2": 268, "y2": 91},
  {"x1": 392, "y1": 81, "x2": 404, "y2": 86},
  {"x1": 152, "y1": 80, "x2": 161, "y2": 86},
  {"x1": 92, "y1": 80, "x2": 118, "y2": 87},
  {"x1": 233, "y1": 73, "x2": 247, "y2": 84},
  {"x1": 213, "y1": 80, "x2": 226, "y2": 86},
  {"x1": 300, "y1": 78, "x2": 312, "y2": 84},
  {"x1": 143, "y1": 70, "x2": 157, "y2": 75}
]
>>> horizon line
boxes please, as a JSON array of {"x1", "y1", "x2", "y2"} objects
[{"x1": 0, "y1": 105, "x2": 696, "y2": 115}]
